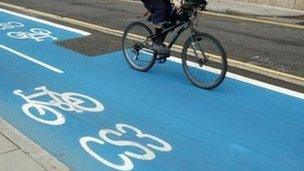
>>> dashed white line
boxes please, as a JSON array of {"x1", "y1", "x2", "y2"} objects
[{"x1": 0, "y1": 45, "x2": 64, "y2": 74}]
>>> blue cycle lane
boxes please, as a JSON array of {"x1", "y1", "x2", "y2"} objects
[{"x1": 0, "y1": 8, "x2": 304, "y2": 171}]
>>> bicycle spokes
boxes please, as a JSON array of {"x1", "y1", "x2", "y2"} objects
[
  {"x1": 122, "y1": 21, "x2": 227, "y2": 89},
  {"x1": 122, "y1": 22, "x2": 156, "y2": 71},
  {"x1": 182, "y1": 33, "x2": 227, "y2": 89}
]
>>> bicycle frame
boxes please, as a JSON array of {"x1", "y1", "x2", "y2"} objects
[
  {"x1": 147, "y1": 21, "x2": 191, "y2": 50},
  {"x1": 146, "y1": 8, "x2": 199, "y2": 50},
  {"x1": 122, "y1": 6, "x2": 227, "y2": 90}
]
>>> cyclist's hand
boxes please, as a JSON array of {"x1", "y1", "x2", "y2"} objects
[
  {"x1": 172, "y1": 0, "x2": 182, "y2": 9},
  {"x1": 143, "y1": 11, "x2": 151, "y2": 17}
]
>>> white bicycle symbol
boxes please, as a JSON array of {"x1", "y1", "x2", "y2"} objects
[
  {"x1": 0, "y1": 21, "x2": 24, "y2": 30},
  {"x1": 7, "y1": 28, "x2": 58, "y2": 42},
  {"x1": 13, "y1": 86, "x2": 104, "y2": 126}
]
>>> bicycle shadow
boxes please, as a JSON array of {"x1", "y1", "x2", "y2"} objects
[{"x1": 142, "y1": 58, "x2": 232, "y2": 94}]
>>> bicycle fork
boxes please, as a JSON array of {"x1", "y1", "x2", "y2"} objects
[{"x1": 190, "y1": 36, "x2": 208, "y2": 67}]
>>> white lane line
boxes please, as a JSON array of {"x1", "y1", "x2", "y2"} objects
[
  {"x1": 0, "y1": 7, "x2": 91, "y2": 36},
  {"x1": 0, "y1": 45, "x2": 64, "y2": 74},
  {"x1": 137, "y1": 51, "x2": 304, "y2": 99},
  {"x1": 168, "y1": 57, "x2": 304, "y2": 100},
  {"x1": 227, "y1": 72, "x2": 304, "y2": 100}
]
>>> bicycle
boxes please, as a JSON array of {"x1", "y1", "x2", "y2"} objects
[
  {"x1": 0, "y1": 21, "x2": 24, "y2": 30},
  {"x1": 14, "y1": 86, "x2": 104, "y2": 125},
  {"x1": 122, "y1": 2, "x2": 227, "y2": 90},
  {"x1": 7, "y1": 28, "x2": 58, "y2": 42}
]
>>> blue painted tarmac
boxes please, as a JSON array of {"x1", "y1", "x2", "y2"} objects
[{"x1": 0, "y1": 9, "x2": 303, "y2": 171}]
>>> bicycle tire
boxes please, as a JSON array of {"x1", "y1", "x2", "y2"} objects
[
  {"x1": 181, "y1": 32, "x2": 227, "y2": 90},
  {"x1": 122, "y1": 22, "x2": 156, "y2": 72}
]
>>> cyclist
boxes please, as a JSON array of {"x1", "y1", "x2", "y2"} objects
[{"x1": 140, "y1": 0, "x2": 183, "y2": 57}]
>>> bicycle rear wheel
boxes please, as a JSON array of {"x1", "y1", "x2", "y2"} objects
[
  {"x1": 181, "y1": 32, "x2": 227, "y2": 90},
  {"x1": 122, "y1": 22, "x2": 156, "y2": 72}
]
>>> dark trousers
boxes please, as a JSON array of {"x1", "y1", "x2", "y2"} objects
[{"x1": 141, "y1": 0, "x2": 172, "y2": 25}]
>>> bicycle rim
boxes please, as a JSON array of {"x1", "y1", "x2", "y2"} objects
[
  {"x1": 182, "y1": 33, "x2": 227, "y2": 89},
  {"x1": 122, "y1": 22, "x2": 156, "y2": 72}
]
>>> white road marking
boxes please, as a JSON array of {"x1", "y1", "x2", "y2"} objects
[
  {"x1": 0, "y1": 45, "x2": 64, "y2": 74},
  {"x1": 168, "y1": 57, "x2": 304, "y2": 100},
  {"x1": 136, "y1": 51, "x2": 304, "y2": 99},
  {"x1": 0, "y1": 7, "x2": 91, "y2": 36}
]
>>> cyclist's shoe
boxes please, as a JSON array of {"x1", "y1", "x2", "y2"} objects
[
  {"x1": 152, "y1": 43, "x2": 170, "y2": 57},
  {"x1": 156, "y1": 56, "x2": 167, "y2": 63}
]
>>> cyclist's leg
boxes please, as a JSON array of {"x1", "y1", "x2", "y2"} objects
[
  {"x1": 141, "y1": 0, "x2": 171, "y2": 56},
  {"x1": 153, "y1": 27, "x2": 170, "y2": 56}
]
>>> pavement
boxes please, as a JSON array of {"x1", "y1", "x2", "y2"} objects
[
  {"x1": 207, "y1": 0, "x2": 304, "y2": 17},
  {"x1": 206, "y1": 0, "x2": 304, "y2": 24},
  {"x1": 123, "y1": 0, "x2": 304, "y2": 24},
  {"x1": 0, "y1": 0, "x2": 303, "y2": 171},
  {"x1": 0, "y1": 134, "x2": 44, "y2": 171},
  {"x1": 0, "y1": 118, "x2": 68, "y2": 171}
]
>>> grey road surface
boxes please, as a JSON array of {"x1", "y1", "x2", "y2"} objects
[{"x1": 2, "y1": 0, "x2": 304, "y2": 78}]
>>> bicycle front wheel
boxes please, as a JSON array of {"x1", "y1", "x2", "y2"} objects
[
  {"x1": 122, "y1": 22, "x2": 156, "y2": 72},
  {"x1": 181, "y1": 32, "x2": 227, "y2": 90}
]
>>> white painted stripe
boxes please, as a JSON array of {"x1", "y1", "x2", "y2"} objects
[
  {"x1": 0, "y1": 8, "x2": 91, "y2": 36},
  {"x1": 167, "y1": 57, "x2": 304, "y2": 100},
  {"x1": 226, "y1": 72, "x2": 304, "y2": 100},
  {"x1": 0, "y1": 45, "x2": 64, "y2": 74},
  {"x1": 136, "y1": 52, "x2": 304, "y2": 99}
]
